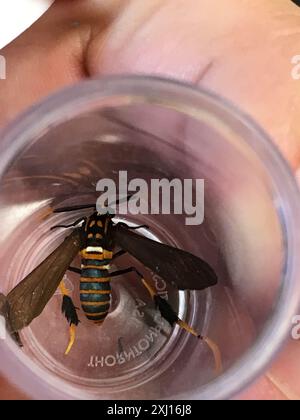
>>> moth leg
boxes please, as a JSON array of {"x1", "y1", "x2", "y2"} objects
[
  {"x1": 115, "y1": 222, "x2": 149, "y2": 230},
  {"x1": 117, "y1": 271, "x2": 223, "y2": 375},
  {"x1": 54, "y1": 204, "x2": 96, "y2": 213},
  {"x1": 51, "y1": 217, "x2": 86, "y2": 230},
  {"x1": 137, "y1": 277, "x2": 200, "y2": 334},
  {"x1": 59, "y1": 281, "x2": 80, "y2": 355},
  {"x1": 108, "y1": 266, "x2": 201, "y2": 334},
  {"x1": 111, "y1": 249, "x2": 127, "y2": 262},
  {"x1": 109, "y1": 266, "x2": 143, "y2": 278},
  {"x1": 68, "y1": 266, "x2": 81, "y2": 275}
]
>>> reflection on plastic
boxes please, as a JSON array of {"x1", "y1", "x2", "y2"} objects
[{"x1": 0, "y1": 316, "x2": 6, "y2": 340}]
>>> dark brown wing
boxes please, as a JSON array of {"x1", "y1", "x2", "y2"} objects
[
  {"x1": 112, "y1": 224, "x2": 217, "y2": 290},
  {"x1": 7, "y1": 229, "x2": 82, "y2": 332}
]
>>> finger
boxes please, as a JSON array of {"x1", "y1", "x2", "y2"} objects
[
  {"x1": 85, "y1": 0, "x2": 300, "y2": 400},
  {"x1": 0, "y1": 0, "x2": 299, "y2": 401},
  {"x1": 0, "y1": 0, "x2": 115, "y2": 127},
  {"x1": 0, "y1": 374, "x2": 28, "y2": 400},
  {"x1": 87, "y1": 0, "x2": 300, "y2": 168},
  {"x1": 237, "y1": 375, "x2": 289, "y2": 400},
  {"x1": 237, "y1": 337, "x2": 300, "y2": 400}
]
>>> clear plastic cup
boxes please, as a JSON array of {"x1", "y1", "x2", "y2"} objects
[{"x1": 0, "y1": 75, "x2": 299, "y2": 400}]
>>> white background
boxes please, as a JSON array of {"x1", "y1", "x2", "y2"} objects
[{"x1": 0, "y1": 0, "x2": 54, "y2": 49}]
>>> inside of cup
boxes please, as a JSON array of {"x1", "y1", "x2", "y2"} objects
[{"x1": 0, "y1": 92, "x2": 285, "y2": 399}]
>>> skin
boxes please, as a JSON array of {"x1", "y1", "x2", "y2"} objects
[{"x1": 0, "y1": 0, "x2": 300, "y2": 400}]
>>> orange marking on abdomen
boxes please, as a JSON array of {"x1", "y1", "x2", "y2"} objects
[
  {"x1": 82, "y1": 301, "x2": 110, "y2": 306},
  {"x1": 80, "y1": 277, "x2": 111, "y2": 283},
  {"x1": 80, "y1": 252, "x2": 103, "y2": 260},
  {"x1": 85, "y1": 311, "x2": 109, "y2": 317},
  {"x1": 80, "y1": 250, "x2": 113, "y2": 260},
  {"x1": 82, "y1": 265, "x2": 110, "y2": 270},
  {"x1": 80, "y1": 290, "x2": 111, "y2": 294}
]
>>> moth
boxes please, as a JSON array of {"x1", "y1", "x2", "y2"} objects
[{"x1": 0, "y1": 202, "x2": 222, "y2": 373}]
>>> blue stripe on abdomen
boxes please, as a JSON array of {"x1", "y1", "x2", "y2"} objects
[
  {"x1": 81, "y1": 303, "x2": 110, "y2": 313},
  {"x1": 81, "y1": 268, "x2": 109, "y2": 278},
  {"x1": 86, "y1": 313, "x2": 108, "y2": 321},
  {"x1": 80, "y1": 256, "x2": 112, "y2": 323},
  {"x1": 82, "y1": 258, "x2": 111, "y2": 266},
  {"x1": 80, "y1": 293, "x2": 110, "y2": 302},
  {"x1": 80, "y1": 282, "x2": 112, "y2": 291}
]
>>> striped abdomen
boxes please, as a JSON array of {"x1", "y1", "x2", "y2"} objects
[{"x1": 80, "y1": 257, "x2": 111, "y2": 325}]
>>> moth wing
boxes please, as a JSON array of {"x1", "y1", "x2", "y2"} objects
[
  {"x1": 112, "y1": 224, "x2": 217, "y2": 290},
  {"x1": 7, "y1": 229, "x2": 82, "y2": 332}
]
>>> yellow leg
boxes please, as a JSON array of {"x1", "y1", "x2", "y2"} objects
[
  {"x1": 202, "y1": 336, "x2": 223, "y2": 375},
  {"x1": 177, "y1": 322, "x2": 222, "y2": 375},
  {"x1": 177, "y1": 320, "x2": 222, "y2": 374},
  {"x1": 141, "y1": 278, "x2": 156, "y2": 298},
  {"x1": 59, "y1": 281, "x2": 70, "y2": 297},
  {"x1": 65, "y1": 324, "x2": 76, "y2": 356},
  {"x1": 59, "y1": 280, "x2": 77, "y2": 356},
  {"x1": 177, "y1": 319, "x2": 199, "y2": 337},
  {"x1": 140, "y1": 276, "x2": 222, "y2": 375}
]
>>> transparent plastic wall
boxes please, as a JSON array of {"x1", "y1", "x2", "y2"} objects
[{"x1": 0, "y1": 76, "x2": 299, "y2": 400}]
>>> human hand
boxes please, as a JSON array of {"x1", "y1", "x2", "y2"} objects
[{"x1": 0, "y1": 0, "x2": 300, "y2": 399}]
